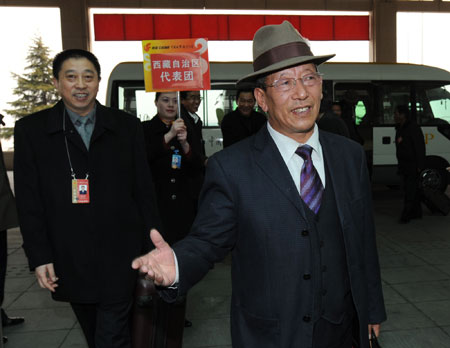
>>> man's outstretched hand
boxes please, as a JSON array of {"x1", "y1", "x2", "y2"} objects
[{"x1": 132, "y1": 229, "x2": 176, "y2": 286}]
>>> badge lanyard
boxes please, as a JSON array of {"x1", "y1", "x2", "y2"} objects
[{"x1": 63, "y1": 109, "x2": 90, "y2": 204}]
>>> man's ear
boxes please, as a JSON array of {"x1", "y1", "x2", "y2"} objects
[
  {"x1": 52, "y1": 77, "x2": 59, "y2": 89},
  {"x1": 254, "y1": 88, "x2": 268, "y2": 113}
]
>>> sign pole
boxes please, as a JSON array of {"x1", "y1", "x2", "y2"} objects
[{"x1": 177, "y1": 91, "x2": 181, "y2": 119}]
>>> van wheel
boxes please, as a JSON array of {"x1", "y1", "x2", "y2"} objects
[{"x1": 420, "y1": 156, "x2": 449, "y2": 192}]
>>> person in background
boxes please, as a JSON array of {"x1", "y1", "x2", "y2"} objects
[
  {"x1": 142, "y1": 92, "x2": 204, "y2": 329},
  {"x1": 180, "y1": 91, "x2": 207, "y2": 164},
  {"x1": 180, "y1": 90, "x2": 207, "y2": 212},
  {"x1": 394, "y1": 104, "x2": 426, "y2": 223},
  {"x1": 316, "y1": 100, "x2": 350, "y2": 138},
  {"x1": 14, "y1": 49, "x2": 159, "y2": 348},
  {"x1": 338, "y1": 100, "x2": 365, "y2": 145},
  {"x1": 0, "y1": 114, "x2": 23, "y2": 345},
  {"x1": 132, "y1": 21, "x2": 386, "y2": 348},
  {"x1": 220, "y1": 89, "x2": 267, "y2": 148}
]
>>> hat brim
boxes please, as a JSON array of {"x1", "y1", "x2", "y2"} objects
[{"x1": 236, "y1": 54, "x2": 335, "y2": 86}]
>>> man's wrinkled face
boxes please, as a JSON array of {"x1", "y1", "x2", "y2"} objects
[
  {"x1": 254, "y1": 63, "x2": 323, "y2": 143},
  {"x1": 237, "y1": 92, "x2": 256, "y2": 117},
  {"x1": 53, "y1": 57, "x2": 100, "y2": 116}
]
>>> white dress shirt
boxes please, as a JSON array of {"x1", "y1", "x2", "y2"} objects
[{"x1": 267, "y1": 122, "x2": 326, "y2": 193}]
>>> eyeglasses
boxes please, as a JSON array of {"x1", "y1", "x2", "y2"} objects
[
  {"x1": 265, "y1": 73, "x2": 323, "y2": 92},
  {"x1": 187, "y1": 95, "x2": 203, "y2": 101}
]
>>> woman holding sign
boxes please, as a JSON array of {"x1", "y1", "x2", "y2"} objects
[
  {"x1": 142, "y1": 92, "x2": 203, "y2": 333},
  {"x1": 142, "y1": 92, "x2": 203, "y2": 247}
]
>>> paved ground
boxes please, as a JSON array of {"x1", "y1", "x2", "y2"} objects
[{"x1": 2, "y1": 180, "x2": 450, "y2": 347}]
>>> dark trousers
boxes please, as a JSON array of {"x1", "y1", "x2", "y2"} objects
[
  {"x1": 402, "y1": 171, "x2": 422, "y2": 219},
  {"x1": 0, "y1": 230, "x2": 6, "y2": 307},
  {"x1": 70, "y1": 300, "x2": 133, "y2": 348},
  {"x1": 312, "y1": 303, "x2": 355, "y2": 348}
]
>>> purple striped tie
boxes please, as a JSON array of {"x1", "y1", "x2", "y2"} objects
[{"x1": 295, "y1": 145, "x2": 324, "y2": 214}]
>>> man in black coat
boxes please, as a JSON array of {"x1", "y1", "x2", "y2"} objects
[
  {"x1": 14, "y1": 49, "x2": 159, "y2": 348},
  {"x1": 220, "y1": 89, "x2": 267, "y2": 148},
  {"x1": 180, "y1": 91, "x2": 207, "y2": 164},
  {"x1": 133, "y1": 21, "x2": 386, "y2": 348},
  {"x1": 394, "y1": 105, "x2": 426, "y2": 223},
  {"x1": 316, "y1": 101, "x2": 350, "y2": 138},
  {"x1": 0, "y1": 136, "x2": 23, "y2": 344}
]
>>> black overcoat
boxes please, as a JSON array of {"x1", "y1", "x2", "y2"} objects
[
  {"x1": 14, "y1": 100, "x2": 159, "y2": 303},
  {"x1": 0, "y1": 141, "x2": 18, "y2": 231},
  {"x1": 220, "y1": 109, "x2": 267, "y2": 148}
]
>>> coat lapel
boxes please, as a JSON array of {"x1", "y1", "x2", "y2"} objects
[
  {"x1": 90, "y1": 102, "x2": 117, "y2": 146},
  {"x1": 252, "y1": 127, "x2": 306, "y2": 217},
  {"x1": 319, "y1": 132, "x2": 348, "y2": 226}
]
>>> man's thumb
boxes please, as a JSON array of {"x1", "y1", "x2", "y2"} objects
[{"x1": 150, "y1": 228, "x2": 167, "y2": 249}]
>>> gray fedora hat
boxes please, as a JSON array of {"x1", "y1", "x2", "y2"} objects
[{"x1": 237, "y1": 21, "x2": 335, "y2": 85}]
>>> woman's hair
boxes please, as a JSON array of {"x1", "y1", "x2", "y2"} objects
[{"x1": 155, "y1": 92, "x2": 161, "y2": 102}]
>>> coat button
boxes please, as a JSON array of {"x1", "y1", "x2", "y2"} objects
[
  {"x1": 301, "y1": 229, "x2": 309, "y2": 236},
  {"x1": 303, "y1": 274, "x2": 311, "y2": 280},
  {"x1": 171, "y1": 194, "x2": 177, "y2": 200},
  {"x1": 170, "y1": 178, "x2": 176, "y2": 183},
  {"x1": 303, "y1": 315, "x2": 311, "y2": 322}
]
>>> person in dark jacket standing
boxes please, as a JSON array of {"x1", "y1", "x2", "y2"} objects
[
  {"x1": 180, "y1": 91, "x2": 207, "y2": 212},
  {"x1": 394, "y1": 104, "x2": 426, "y2": 223},
  {"x1": 142, "y1": 92, "x2": 204, "y2": 330},
  {"x1": 14, "y1": 49, "x2": 159, "y2": 348},
  {"x1": 220, "y1": 89, "x2": 267, "y2": 148},
  {"x1": 142, "y1": 92, "x2": 203, "y2": 246},
  {"x1": 180, "y1": 91, "x2": 207, "y2": 164},
  {"x1": 133, "y1": 21, "x2": 386, "y2": 348},
  {"x1": 316, "y1": 101, "x2": 350, "y2": 138},
  {"x1": 0, "y1": 134, "x2": 23, "y2": 345}
]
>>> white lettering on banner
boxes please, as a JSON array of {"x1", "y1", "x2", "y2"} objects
[
  {"x1": 162, "y1": 60, "x2": 171, "y2": 69},
  {"x1": 191, "y1": 59, "x2": 200, "y2": 67},
  {"x1": 152, "y1": 61, "x2": 161, "y2": 69},
  {"x1": 173, "y1": 71, "x2": 182, "y2": 81},
  {"x1": 160, "y1": 71, "x2": 171, "y2": 82},
  {"x1": 173, "y1": 60, "x2": 180, "y2": 68},
  {"x1": 182, "y1": 60, "x2": 190, "y2": 68},
  {"x1": 184, "y1": 71, "x2": 194, "y2": 81}
]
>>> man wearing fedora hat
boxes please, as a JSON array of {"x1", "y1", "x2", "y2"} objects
[{"x1": 132, "y1": 21, "x2": 386, "y2": 348}]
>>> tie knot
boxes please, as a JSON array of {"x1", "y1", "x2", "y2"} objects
[{"x1": 295, "y1": 144, "x2": 313, "y2": 160}]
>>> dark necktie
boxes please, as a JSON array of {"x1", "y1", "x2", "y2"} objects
[
  {"x1": 295, "y1": 145, "x2": 324, "y2": 214},
  {"x1": 76, "y1": 117, "x2": 92, "y2": 150}
]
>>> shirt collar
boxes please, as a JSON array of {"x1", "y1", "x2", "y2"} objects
[
  {"x1": 267, "y1": 122, "x2": 322, "y2": 163},
  {"x1": 188, "y1": 111, "x2": 199, "y2": 123},
  {"x1": 66, "y1": 105, "x2": 96, "y2": 125}
]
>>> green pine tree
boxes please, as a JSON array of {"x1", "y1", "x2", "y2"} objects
[{"x1": 3, "y1": 36, "x2": 59, "y2": 137}]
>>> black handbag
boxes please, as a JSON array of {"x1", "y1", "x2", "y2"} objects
[
  {"x1": 369, "y1": 328, "x2": 381, "y2": 348},
  {"x1": 352, "y1": 328, "x2": 381, "y2": 348}
]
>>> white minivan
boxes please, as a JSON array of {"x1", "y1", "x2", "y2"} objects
[{"x1": 106, "y1": 61, "x2": 450, "y2": 189}]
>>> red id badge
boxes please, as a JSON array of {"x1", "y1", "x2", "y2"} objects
[{"x1": 72, "y1": 179, "x2": 90, "y2": 204}]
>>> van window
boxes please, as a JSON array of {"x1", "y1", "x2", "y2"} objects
[
  {"x1": 378, "y1": 83, "x2": 411, "y2": 125},
  {"x1": 110, "y1": 81, "x2": 238, "y2": 126},
  {"x1": 417, "y1": 83, "x2": 450, "y2": 125}
]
